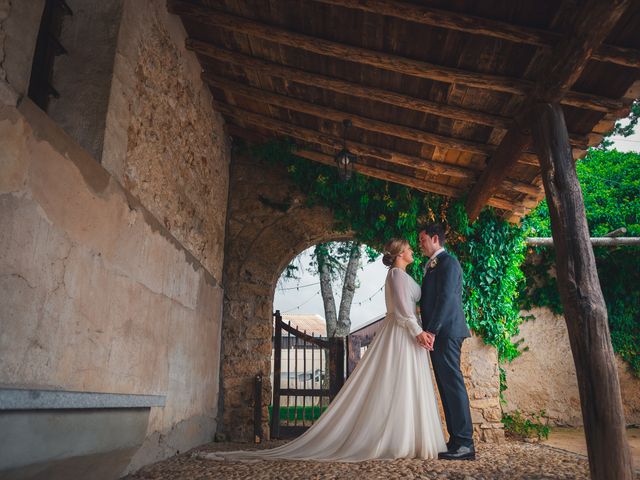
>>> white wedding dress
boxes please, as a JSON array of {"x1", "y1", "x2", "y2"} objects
[{"x1": 203, "y1": 267, "x2": 446, "y2": 462}]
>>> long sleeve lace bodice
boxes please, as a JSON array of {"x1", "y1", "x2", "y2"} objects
[{"x1": 385, "y1": 268, "x2": 423, "y2": 337}]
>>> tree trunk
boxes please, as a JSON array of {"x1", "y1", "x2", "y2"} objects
[
  {"x1": 530, "y1": 102, "x2": 633, "y2": 480},
  {"x1": 336, "y1": 243, "x2": 361, "y2": 336},
  {"x1": 316, "y1": 245, "x2": 338, "y2": 337}
]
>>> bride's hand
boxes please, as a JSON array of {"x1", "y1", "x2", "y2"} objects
[{"x1": 416, "y1": 331, "x2": 431, "y2": 350}]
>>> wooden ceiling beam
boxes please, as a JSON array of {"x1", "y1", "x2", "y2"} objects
[
  {"x1": 217, "y1": 101, "x2": 473, "y2": 178},
  {"x1": 316, "y1": 0, "x2": 640, "y2": 69},
  {"x1": 465, "y1": 0, "x2": 632, "y2": 221},
  {"x1": 208, "y1": 73, "x2": 588, "y2": 161},
  {"x1": 170, "y1": 1, "x2": 624, "y2": 113},
  {"x1": 207, "y1": 73, "x2": 495, "y2": 156},
  {"x1": 218, "y1": 102, "x2": 540, "y2": 198},
  {"x1": 191, "y1": 41, "x2": 512, "y2": 130},
  {"x1": 169, "y1": 0, "x2": 529, "y2": 96},
  {"x1": 288, "y1": 145, "x2": 522, "y2": 213},
  {"x1": 294, "y1": 148, "x2": 461, "y2": 198}
]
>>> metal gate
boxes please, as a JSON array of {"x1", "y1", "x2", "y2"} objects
[{"x1": 271, "y1": 310, "x2": 344, "y2": 438}]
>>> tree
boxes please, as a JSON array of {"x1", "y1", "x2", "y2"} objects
[
  {"x1": 281, "y1": 241, "x2": 378, "y2": 338},
  {"x1": 314, "y1": 242, "x2": 362, "y2": 337}
]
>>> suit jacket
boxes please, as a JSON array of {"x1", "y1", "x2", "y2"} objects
[{"x1": 420, "y1": 251, "x2": 470, "y2": 338}]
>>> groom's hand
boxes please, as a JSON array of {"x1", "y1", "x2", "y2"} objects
[
  {"x1": 416, "y1": 332, "x2": 431, "y2": 350},
  {"x1": 424, "y1": 331, "x2": 435, "y2": 350}
]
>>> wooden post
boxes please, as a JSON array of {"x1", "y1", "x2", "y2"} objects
[{"x1": 529, "y1": 102, "x2": 633, "y2": 480}]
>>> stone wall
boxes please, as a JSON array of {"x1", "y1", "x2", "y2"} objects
[
  {"x1": 0, "y1": 0, "x2": 230, "y2": 475},
  {"x1": 462, "y1": 336, "x2": 504, "y2": 443},
  {"x1": 102, "y1": 0, "x2": 229, "y2": 279},
  {"x1": 503, "y1": 307, "x2": 640, "y2": 426},
  {"x1": 0, "y1": 99, "x2": 224, "y2": 475},
  {"x1": 221, "y1": 153, "x2": 504, "y2": 443}
]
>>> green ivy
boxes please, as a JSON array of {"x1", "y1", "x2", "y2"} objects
[
  {"x1": 502, "y1": 409, "x2": 551, "y2": 440},
  {"x1": 521, "y1": 149, "x2": 640, "y2": 376},
  {"x1": 243, "y1": 139, "x2": 528, "y2": 365}
]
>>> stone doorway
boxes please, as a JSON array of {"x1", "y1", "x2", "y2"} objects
[
  {"x1": 219, "y1": 153, "x2": 503, "y2": 444},
  {"x1": 219, "y1": 153, "x2": 352, "y2": 441}
]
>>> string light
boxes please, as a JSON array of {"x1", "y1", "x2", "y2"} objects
[
  {"x1": 282, "y1": 291, "x2": 321, "y2": 313},
  {"x1": 355, "y1": 284, "x2": 384, "y2": 306},
  {"x1": 281, "y1": 283, "x2": 385, "y2": 313},
  {"x1": 279, "y1": 281, "x2": 321, "y2": 291}
]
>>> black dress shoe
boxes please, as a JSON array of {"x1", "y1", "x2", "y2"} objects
[{"x1": 438, "y1": 445, "x2": 475, "y2": 461}]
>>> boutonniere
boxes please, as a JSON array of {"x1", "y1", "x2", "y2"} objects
[{"x1": 427, "y1": 257, "x2": 438, "y2": 270}]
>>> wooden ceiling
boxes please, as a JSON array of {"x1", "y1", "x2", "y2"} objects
[{"x1": 169, "y1": 0, "x2": 640, "y2": 221}]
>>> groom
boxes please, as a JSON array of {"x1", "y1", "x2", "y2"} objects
[{"x1": 416, "y1": 223, "x2": 475, "y2": 461}]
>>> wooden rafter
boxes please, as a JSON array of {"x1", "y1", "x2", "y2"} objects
[
  {"x1": 315, "y1": 0, "x2": 640, "y2": 68},
  {"x1": 217, "y1": 101, "x2": 542, "y2": 198},
  {"x1": 195, "y1": 42, "x2": 600, "y2": 151},
  {"x1": 170, "y1": 1, "x2": 529, "y2": 95},
  {"x1": 274, "y1": 141, "x2": 525, "y2": 213},
  {"x1": 294, "y1": 150, "x2": 525, "y2": 214},
  {"x1": 206, "y1": 73, "x2": 589, "y2": 158},
  {"x1": 192, "y1": 41, "x2": 512, "y2": 130},
  {"x1": 170, "y1": 0, "x2": 638, "y2": 220},
  {"x1": 465, "y1": 0, "x2": 632, "y2": 221},
  {"x1": 170, "y1": 0, "x2": 622, "y2": 113},
  {"x1": 208, "y1": 74, "x2": 494, "y2": 155},
  {"x1": 220, "y1": 102, "x2": 471, "y2": 177}
]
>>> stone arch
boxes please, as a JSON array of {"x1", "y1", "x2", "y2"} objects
[
  {"x1": 220, "y1": 154, "x2": 352, "y2": 440},
  {"x1": 220, "y1": 153, "x2": 504, "y2": 443}
]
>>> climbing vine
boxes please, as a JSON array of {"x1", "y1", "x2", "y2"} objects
[{"x1": 243, "y1": 139, "x2": 528, "y2": 364}]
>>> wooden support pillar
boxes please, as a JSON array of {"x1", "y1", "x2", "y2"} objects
[{"x1": 529, "y1": 102, "x2": 633, "y2": 480}]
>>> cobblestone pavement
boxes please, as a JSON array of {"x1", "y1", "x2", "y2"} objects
[{"x1": 123, "y1": 438, "x2": 640, "y2": 479}]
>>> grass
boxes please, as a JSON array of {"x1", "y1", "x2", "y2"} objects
[{"x1": 268, "y1": 405, "x2": 328, "y2": 423}]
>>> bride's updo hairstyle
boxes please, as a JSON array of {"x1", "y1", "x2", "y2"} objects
[{"x1": 382, "y1": 238, "x2": 409, "y2": 267}]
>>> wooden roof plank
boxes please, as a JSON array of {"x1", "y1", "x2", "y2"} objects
[
  {"x1": 172, "y1": 2, "x2": 626, "y2": 114},
  {"x1": 170, "y1": 1, "x2": 533, "y2": 95},
  {"x1": 205, "y1": 71, "x2": 591, "y2": 155},
  {"x1": 465, "y1": 0, "x2": 633, "y2": 221},
  {"x1": 206, "y1": 73, "x2": 496, "y2": 155},
  {"x1": 192, "y1": 40, "x2": 514, "y2": 130},
  {"x1": 315, "y1": 0, "x2": 640, "y2": 68},
  {"x1": 217, "y1": 101, "x2": 538, "y2": 197}
]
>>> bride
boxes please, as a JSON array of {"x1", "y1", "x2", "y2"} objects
[{"x1": 202, "y1": 238, "x2": 446, "y2": 462}]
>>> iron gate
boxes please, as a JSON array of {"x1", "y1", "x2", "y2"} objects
[{"x1": 271, "y1": 310, "x2": 344, "y2": 438}]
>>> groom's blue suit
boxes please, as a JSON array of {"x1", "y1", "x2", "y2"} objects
[{"x1": 420, "y1": 251, "x2": 474, "y2": 449}]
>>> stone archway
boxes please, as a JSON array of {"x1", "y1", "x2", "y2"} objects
[
  {"x1": 220, "y1": 153, "x2": 504, "y2": 443},
  {"x1": 220, "y1": 153, "x2": 352, "y2": 440}
]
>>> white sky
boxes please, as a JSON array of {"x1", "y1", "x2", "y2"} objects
[
  {"x1": 274, "y1": 117, "x2": 640, "y2": 333},
  {"x1": 274, "y1": 246, "x2": 388, "y2": 331}
]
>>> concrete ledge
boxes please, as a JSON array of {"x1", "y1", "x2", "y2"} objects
[
  {"x1": 0, "y1": 388, "x2": 165, "y2": 410},
  {"x1": 0, "y1": 408, "x2": 151, "y2": 476}
]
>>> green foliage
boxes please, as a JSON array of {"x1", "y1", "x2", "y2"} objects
[
  {"x1": 502, "y1": 410, "x2": 550, "y2": 440},
  {"x1": 521, "y1": 149, "x2": 640, "y2": 375},
  {"x1": 245, "y1": 139, "x2": 528, "y2": 365},
  {"x1": 456, "y1": 211, "x2": 527, "y2": 362}
]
